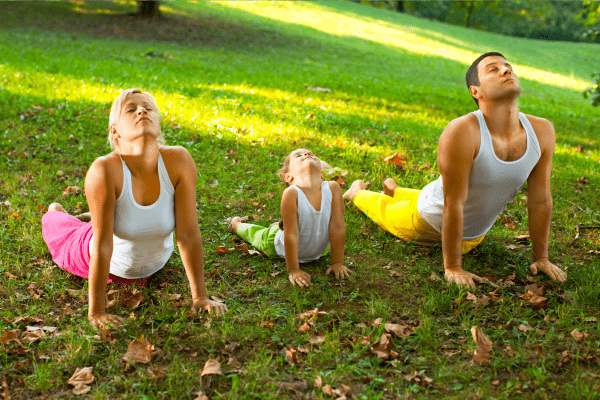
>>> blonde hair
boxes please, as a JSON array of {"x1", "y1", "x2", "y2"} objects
[{"x1": 108, "y1": 88, "x2": 164, "y2": 149}]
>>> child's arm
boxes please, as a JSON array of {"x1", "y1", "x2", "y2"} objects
[
  {"x1": 281, "y1": 187, "x2": 311, "y2": 287},
  {"x1": 85, "y1": 157, "x2": 124, "y2": 329},
  {"x1": 326, "y1": 181, "x2": 352, "y2": 279},
  {"x1": 171, "y1": 147, "x2": 228, "y2": 316}
]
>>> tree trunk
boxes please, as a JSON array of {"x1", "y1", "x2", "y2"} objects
[
  {"x1": 396, "y1": 1, "x2": 404, "y2": 12},
  {"x1": 137, "y1": 1, "x2": 160, "y2": 18}
]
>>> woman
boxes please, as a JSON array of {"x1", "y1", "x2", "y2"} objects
[{"x1": 42, "y1": 88, "x2": 227, "y2": 328}]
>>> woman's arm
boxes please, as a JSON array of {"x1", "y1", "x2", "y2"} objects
[
  {"x1": 171, "y1": 147, "x2": 227, "y2": 316},
  {"x1": 281, "y1": 187, "x2": 310, "y2": 287},
  {"x1": 85, "y1": 156, "x2": 123, "y2": 327},
  {"x1": 326, "y1": 181, "x2": 351, "y2": 279}
]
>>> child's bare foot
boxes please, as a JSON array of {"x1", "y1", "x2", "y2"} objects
[
  {"x1": 48, "y1": 203, "x2": 65, "y2": 213},
  {"x1": 227, "y1": 216, "x2": 242, "y2": 233},
  {"x1": 76, "y1": 212, "x2": 91, "y2": 222},
  {"x1": 343, "y1": 180, "x2": 366, "y2": 201},
  {"x1": 383, "y1": 178, "x2": 399, "y2": 197}
]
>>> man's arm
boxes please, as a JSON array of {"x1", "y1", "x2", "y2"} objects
[
  {"x1": 525, "y1": 117, "x2": 566, "y2": 282},
  {"x1": 438, "y1": 117, "x2": 485, "y2": 288}
]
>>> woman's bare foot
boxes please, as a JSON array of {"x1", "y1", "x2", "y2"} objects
[
  {"x1": 76, "y1": 212, "x2": 91, "y2": 222},
  {"x1": 228, "y1": 216, "x2": 242, "y2": 233},
  {"x1": 343, "y1": 180, "x2": 366, "y2": 201},
  {"x1": 48, "y1": 203, "x2": 65, "y2": 213},
  {"x1": 383, "y1": 178, "x2": 399, "y2": 197}
]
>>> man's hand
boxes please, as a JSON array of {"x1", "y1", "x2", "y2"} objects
[
  {"x1": 288, "y1": 269, "x2": 311, "y2": 287},
  {"x1": 445, "y1": 267, "x2": 485, "y2": 288},
  {"x1": 326, "y1": 263, "x2": 353, "y2": 280},
  {"x1": 89, "y1": 313, "x2": 125, "y2": 330},
  {"x1": 530, "y1": 259, "x2": 567, "y2": 282},
  {"x1": 193, "y1": 297, "x2": 228, "y2": 317}
]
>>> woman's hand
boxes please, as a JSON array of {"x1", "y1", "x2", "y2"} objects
[
  {"x1": 89, "y1": 313, "x2": 125, "y2": 330},
  {"x1": 288, "y1": 269, "x2": 311, "y2": 287},
  {"x1": 326, "y1": 263, "x2": 353, "y2": 279},
  {"x1": 193, "y1": 296, "x2": 228, "y2": 317}
]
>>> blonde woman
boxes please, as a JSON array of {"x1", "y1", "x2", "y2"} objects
[{"x1": 42, "y1": 89, "x2": 227, "y2": 328}]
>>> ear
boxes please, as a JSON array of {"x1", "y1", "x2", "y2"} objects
[
  {"x1": 110, "y1": 125, "x2": 120, "y2": 141},
  {"x1": 283, "y1": 172, "x2": 294, "y2": 184},
  {"x1": 469, "y1": 85, "x2": 482, "y2": 102}
]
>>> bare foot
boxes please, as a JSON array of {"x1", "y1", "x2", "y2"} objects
[
  {"x1": 343, "y1": 180, "x2": 366, "y2": 201},
  {"x1": 76, "y1": 212, "x2": 91, "y2": 222},
  {"x1": 382, "y1": 178, "x2": 399, "y2": 197},
  {"x1": 228, "y1": 216, "x2": 242, "y2": 233},
  {"x1": 48, "y1": 203, "x2": 65, "y2": 213}
]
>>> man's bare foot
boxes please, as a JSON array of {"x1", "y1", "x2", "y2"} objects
[
  {"x1": 76, "y1": 212, "x2": 91, "y2": 222},
  {"x1": 227, "y1": 216, "x2": 242, "y2": 233},
  {"x1": 382, "y1": 178, "x2": 399, "y2": 197},
  {"x1": 48, "y1": 203, "x2": 65, "y2": 213},
  {"x1": 343, "y1": 180, "x2": 366, "y2": 201}
]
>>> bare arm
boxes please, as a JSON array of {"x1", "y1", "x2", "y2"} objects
[
  {"x1": 171, "y1": 147, "x2": 227, "y2": 315},
  {"x1": 281, "y1": 187, "x2": 310, "y2": 287},
  {"x1": 525, "y1": 117, "x2": 566, "y2": 281},
  {"x1": 326, "y1": 181, "x2": 351, "y2": 279},
  {"x1": 85, "y1": 156, "x2": 123, "y2": 327},
  {"x1": 438, "y1": 118, "x2": 484, "y2": 288}
]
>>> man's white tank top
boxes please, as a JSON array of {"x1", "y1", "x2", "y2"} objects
[
  {"x1": 109, "y1": 153, "x2": 176, "y2": 278},
  {"x1": 417, "y1": 109, "x2": 541, "y2": 240},
  {"x1": 274, "y1": 181, "x2": 332, "y2": 262}
]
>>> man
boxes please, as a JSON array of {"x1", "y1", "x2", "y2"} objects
[{"x1": 343, "y1": 52, "x2": 567, "y2": 288}]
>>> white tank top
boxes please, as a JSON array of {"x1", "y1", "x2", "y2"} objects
[
  {"x1": 274, "y1": 181, "x2": 332, "y2": 262},
  {"x1": 109, "y1": 153, "x2": 176, "y2": 278},
  {"x1": 417, "y1": 109, "x2": 541, "y2": 239}
]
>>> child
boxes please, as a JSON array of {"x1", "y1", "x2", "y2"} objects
[{"x1": 228, "y1": 149, "x2": 351, "y2": 287}]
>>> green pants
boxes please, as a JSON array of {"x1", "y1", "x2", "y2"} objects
[{"x1": 235, "y1": 223, "x2": 280, "y2": 257}]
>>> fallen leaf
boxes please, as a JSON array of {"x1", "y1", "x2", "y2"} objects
[
  {"x1": 371, "y1": 318, "x2": 382, "y2": 327},
  {"x1": 577, "y1": 176, "x2": 590, "y2": 185},
  {"x1": 148, "y1": 369, "x2": 165, "y2": 379},
  {"x1": 389, "y1": 270, "x2": 401, "y2": 277},
  {"x1": 298, "y1": 308, "x2": 327, "y2": 325},
  {"x1": 121, "y1": 289, "x2": 144, "y2": 308},
  {"x1": 427, "y1": 272, "x2": 442, "y2": 281},
  {"x1": 201, "y1": 358, "x2": 223, "y2": 376},
  {"x1": 558, "y1": 350, "x2": 571, "y2": 366},
  {"x1": 1, "y1": 330, "x2": 21, "y2": 345},
  {"x1": 488, "y1": 290, "x2": 501, "y2": 303},
  {"x1": 270, "y1": 271, "x2": 282, "y2": 277},
  {"x1": 525, "y1": 283, "x2": 544, "y2": 296},
  {"x1": 22, "y1": 330, "x2": 45, "y2": 344},
  {"x1": 384, "y1": 323, "x2": 412, "y2": 338},
  {"x1": 63, "y1": 186, "x2": 81, "y2": 196},
  {"x1": 284, "y1": 346, "x2": 300, "y2": 366},
  {"x1": 216, "y1": 246, "x2": 233, "y2": 255},
  {"x1": 227, "y1": 356, "x2": 242, "y2": 369},
  {"x1": 314, "y1": 375, "x2": 323, "y2": 388},
  {"x1": 403, "y1": 370, "x2": 433, "y2": 386},
  {"x1": 370, "y1": 333, "x2": 397, "y2": 359},
  {"x1": 504, "y1": 345, "x2": 515, "y2": 357},
  {"x1": 533, "y1": 344, "x2": 544, "y2": 358},
  {"x1": 261, "y1": 321, "x2": 275, "y2": 329},
  {"x1": 518, "y1": 323, "x2": 534, "y2": 332},
  {"x1": 122, "y1": 336, "x2": 154, "y2": 364},
  {"x1": 298, "y1": 323, "x2": 311, "y2": 333},
  {"x1": 520, "y1": 291, "x2": 548, "y2": 308},
  {"x1": 471, "y1": 326, "x2": 493, "y2": 364},
  {"x1": 570, "y1": 329, "x2": 589, "y2": 342},
  {"x1": 308, "y1": 331, "x2": 326, "y2": 345},
  {"x1": 322, "y1": 384, "x2": 333, "y2": 396},
  {"x1": 384, "y1": 153, "x2": 405, "y2": 167},
  {"x1": 67, "y1": 366, "x2": 94, "y2": 395},
  {"x1": 504, "y1": 222, "x2": 516, "y2": 229}
]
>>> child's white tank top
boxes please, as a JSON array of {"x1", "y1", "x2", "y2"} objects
[
  {"x1": 109, "y1": 153, "x2": 176, "y2": 278},
  {"x1": 274, "y1": 181, "x2": 332, "y2": 263}
]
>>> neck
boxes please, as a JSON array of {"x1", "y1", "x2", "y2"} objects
[
  {"x1": 479, "y1": 99, "x2": 520, "y2": 137},
  {"x1": 292, "y1": 172, "x2": 322, "y2": 191},
  {"x1": 116, "y1": 140, "x2": 160, "y2": 175}
]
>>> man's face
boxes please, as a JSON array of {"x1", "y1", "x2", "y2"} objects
[{"x1": 474, "y1": 55, "x2": 521, "y2": 103}]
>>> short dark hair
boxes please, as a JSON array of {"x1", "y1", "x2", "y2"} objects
[{"x1": 466, "y1": 52, "x2": 506, "y2": 107}]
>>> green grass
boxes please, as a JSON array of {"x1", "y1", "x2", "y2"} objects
[{"x1": 0, "y1": 1, "x2": 599, "y2": 399}]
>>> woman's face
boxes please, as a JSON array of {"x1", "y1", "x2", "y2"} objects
[{"x1": 112, "y1": 93, "x2": 161, "y2": 146}]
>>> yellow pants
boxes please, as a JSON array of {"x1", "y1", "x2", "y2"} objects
[{"x1": 353, "y1": 188, "x2": 484, "y2": 254}]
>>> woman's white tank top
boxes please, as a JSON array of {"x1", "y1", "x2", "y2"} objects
[
  {"x1": 109, "y1": 153, "x2": 176, "y2": 278},
  {"x1": 274, "y1": 181, "x2": 332, "y2": 262},
  {"x1": 417, "y1": 109, "x2": 541, "y2": 239}
]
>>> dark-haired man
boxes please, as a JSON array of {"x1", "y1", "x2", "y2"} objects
[{"x1": 344, "y1": 52, "x2": 567, "y2": 288}]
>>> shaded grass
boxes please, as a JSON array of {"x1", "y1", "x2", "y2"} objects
[{"x1": 0, "y1": 1, "x2": 599, "y2": 399}]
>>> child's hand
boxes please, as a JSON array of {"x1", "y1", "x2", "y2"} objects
[
  {"x1": 288, "y1": 269, "x2": 311, "y2": 287},
  {"x1": 326, "y1": 263, "x2": 353, "y2": 279},
  {"x1": 193, "y1": 296, "x2": 228, "y2": 316},
  {"x1": 89, "y1": 313, "x2": 125, "y2": 330}
]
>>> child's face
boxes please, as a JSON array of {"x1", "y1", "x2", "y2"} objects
[{"x1": 285, "y1": 149, "x2": 321, "y2": 183}]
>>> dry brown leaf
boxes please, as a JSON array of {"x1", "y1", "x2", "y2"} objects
[
  {"x1": 504, "y1": 345, "x2": 515, "y2": 357},
  {"x1": 389, "y1": 270, "x2": 401, "y2": 277},
  {"x1": 121, "y1": 289, "x2": 144, "y2": 308},
  {"x1": 298, "y1": 323, "x2": 311, "y2": 333},
  {"x1": 299, "y1": 308, "x2": 328, "y2": 322},
  {"x1": 122, "y1": 337, "x2": 155, "y2": 364},
  {"x1": 322, "y1": 384, "x2": 333, "y2": 396},
  {"x1": 488, "y1": 290, "x2": 501, "y2": 303},
  {"x1": 314, "y1": 375, "x2": 323, "y2": 388},
  {"x1": 518, "y1": 324, "x2": 534, "y2": 332},
  {"x1": 520, "y1": 291, "x2": 548, "y2": 308},
  {"x1": 384, "y1": 153, "x2": 405, "y2": 167},
  {"x1": 571, "y1": 329, "x2": 589, "y2": 342},
  {"x1": 370, "y1": 333, "x2": 397, "y2": 359},
  {"x1": 533, "y1": 345, "x2": 544, "y2": 358},
  {"x1": 22, "y1": 330, "x2": 45, "y2": 344},
  {"x1": 270, "y1": 271, "x2": 282, "y2": 277},
  {"x1": 261, "y1": 321, "x2": 275, "y2": 329},
  {"x1": 427, "y1": 272, "x2": 442, "y2": 281},
  {"x1": 525, "y1": 283, "x2": 544, "y2": 296},
  {"x1": 471, "y1": 326, "x2": 493, "y2": 364},
  {"x1": 308, "y1": 331, "x2": 326, "y2": 345},
  {"x1": 558, "y1": 350, "x2": 571, "y2": 366},
  {"x1": 227, "y1": 356, "x2": 242, "y2": 369},
  {"x1": 1, "y1": 375, "x2": 8, "y2": 400},
  {"x1": 371, "y1": 318, "x2": 382, "y2": 327},
  {"x1": 384, "y1": 323, "x2": 412, "y2": 338},
  {"x1": 1, "y1": 330, "x2": 21, "y2": 345},
  {"x1": 63, "y1": 186, "x2": 81, "y2": 196},
  {"x1": 284, "y1": 346, "x2": 300, "y2": 366},
  {"x1": 148, "y1": 369, "x2": 166, "y2": 379},
  {"x1": 201, "y1": 358, "x2": 223, "y2": 376},
  {"x1": 67, "y1": 366, "x2": 94, "y2": 395},
  {"x1": 194, "y1": 393, "x2": 209, "y2": 400},
  {"x1": 216, "y1": 246, "x2": 233, "y2": 255},
  {"x1": 403, "y1": 370, "x2": 433, "y2": 386}
]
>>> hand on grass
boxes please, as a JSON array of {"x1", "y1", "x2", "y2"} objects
[
  {"x1": 193, "y1": 297, "x2": 228, "y2": 317},
  {"x1": 89, "y1": 313, "x2": 125, "y2": 330},
  {"x1": 288, "y1": 269, "x2": 311, "y2": 287},
  {"x1": 326, "y1": 263, "x2": 353, "y2": 279},
  {"x1": 530, "y1": 259, "x2": 567, "y2": 282},
  {"x1": 444, "y1": 267, "x2": 485, "y2": 288}
]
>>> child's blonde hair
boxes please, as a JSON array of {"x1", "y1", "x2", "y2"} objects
[
  {"x1": 108, "y1": 88, "x2": 164, "y2": 149},
  {"x1": 279, "y1": 151, "x2": 296, "y2": 187}
]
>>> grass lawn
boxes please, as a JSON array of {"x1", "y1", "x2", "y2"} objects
[{"x1": 0, "y1": 1, "x2": 599, "y2": 398}]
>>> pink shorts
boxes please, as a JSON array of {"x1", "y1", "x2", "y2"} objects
[{"x1": 41, "y1": 211, "x2": 149, "y2": 286}]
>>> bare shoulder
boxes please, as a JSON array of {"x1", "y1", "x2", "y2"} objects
[
  {"x1": 87, "y1": 153, "x2": 121, "y2": 182},
  {"x1": 441, "y1": 113, "x2": 480, "y2": 140},
  {"x1": 438, "y1": 113, "x2": 480, "y2": 160},
  {"x1": 160, "y1": 145, "x2": 194, "y2": 166},
  {"x1": 327, "y1": 181, "x2": 342, "y2": 196},
  {"x1": 524, "y1": 114, "x2": 556, "y2": 151},
  {"x1": 160, "y1": 145, "x2": 196, "y2": 187},
  {"x1": 281, "y1": 186, "x2": 298, "y2": 204}
]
